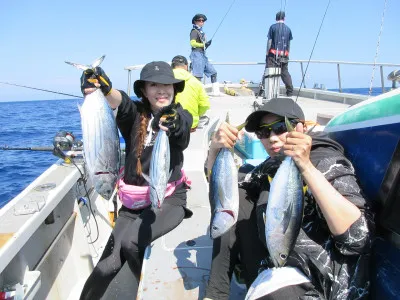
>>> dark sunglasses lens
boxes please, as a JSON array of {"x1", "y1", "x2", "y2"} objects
[
  {"x1": 256, "y1": 127, "x2": 271, "y2": 139},
  {"x1": 256, "y1": 121, "x2": 290, "y2": 139},
  {"x1": 271, "y1": 122, "x2": 287, "y2": 135},
  {"x1": 197, "y1": 19, "x2": 205, "y2": 22}
]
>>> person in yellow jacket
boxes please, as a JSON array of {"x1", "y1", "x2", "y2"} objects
[{"x1": 171, "y1": 55, "x2": 210, "y2": 131}]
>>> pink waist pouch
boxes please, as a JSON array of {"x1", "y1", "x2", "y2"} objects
[{"x1": 118, "y1": 169, "x2": 191, "y2": 210}]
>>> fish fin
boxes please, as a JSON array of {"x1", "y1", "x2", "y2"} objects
[
  {"x1": 282, "y1": 200, "x2": 294, "y2": 234},
  {"x1": 154, "y1": 189, "x2": 162, "y2": 209},
  {"x1": 65, "y1": 55, "x2": 105, "y2": 71},
  {"x1": 225, "y1": 111, "x2": 230, "y2": 124},
  {"x1": 65, "y1": 61, "x2": 91, "y2": 71},
  {"x1": 285, "y1": 116, "x2": 294, "y2": 132},
  {"x1": 142, "y1": 172, "x2": 151, "y2": 183},
  {"x1": 235, "y1": 121, "x2": 247, "y2": 131},
  {"x1": 92, "y1": 55, "x2": 106, "y2": 68},
  {"x1": 303, "y1": 184, "x2": 308, "y2": 195},
  {"x1": 221, "y1": 209, "x2": 235, "y2": 219}
]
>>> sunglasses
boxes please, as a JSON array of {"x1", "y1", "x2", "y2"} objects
[
  {"x1": 255, "y1": 119, "x2": 299, "y2": 139},
  {"x1": 196, "y1": 19, "x2": 205, "y2": 22}
]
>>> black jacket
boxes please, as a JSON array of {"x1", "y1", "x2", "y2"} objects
[
  {"x1": 116, "y1": 91, "x2": 192, "y2": 205},
  {"x1": 240, "y1": 132, "x2": 375, "y2": 300}
]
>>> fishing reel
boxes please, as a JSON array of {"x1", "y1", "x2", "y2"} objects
[{"x1": 52, "y1": 131, "x2": 83, "y2": 163}]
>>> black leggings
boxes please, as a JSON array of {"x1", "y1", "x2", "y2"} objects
[
  {"x1": 205, "y1": 188, "x2": 268, "y2": 300},
  {"x1": 79, "y1": 203, "x2": 185, "y2": 300}
]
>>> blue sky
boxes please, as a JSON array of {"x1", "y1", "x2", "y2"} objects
[{"x1": 0, "y1": 0, "x2": 398, "y2": 101}]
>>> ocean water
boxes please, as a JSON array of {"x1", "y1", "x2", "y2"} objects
[
  {"x1": 0, "y1": 99, "x2": 83, "y2": 207},
  {"x1": 0, "y1": 87, "x2": 391, "y2": 208}
]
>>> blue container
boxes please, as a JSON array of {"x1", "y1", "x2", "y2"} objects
[{"x1": 235, "y1": 132, "x2": 269, "y2": 160}]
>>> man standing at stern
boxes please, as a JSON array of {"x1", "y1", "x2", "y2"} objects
[{"x1": 265, "y1": 11, "x2": 294, "y2": 97}]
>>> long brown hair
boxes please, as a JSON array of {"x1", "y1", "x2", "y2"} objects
[{"x1": 133, "y1": 99, "x2": 151, "y2": 176}]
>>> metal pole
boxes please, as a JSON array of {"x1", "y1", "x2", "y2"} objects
[
  {"x1": 300, "y1": 62, "x2": 306, "y2": 88},
  {"x1": 337, "y1": 64, "x2": 342, "y2": 93},
  {"x1": 127, "y1": 70, "x2": 131, "y2": 96},
  {"x1": 380, "y1": 65, "x2": 385, "y2": 93}
]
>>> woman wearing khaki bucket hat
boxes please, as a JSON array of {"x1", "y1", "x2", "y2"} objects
[{"x1": 79, "y1": 61, "x2": 193, "y2": 299}]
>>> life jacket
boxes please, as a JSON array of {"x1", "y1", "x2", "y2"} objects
[{"x1": 118, "y1": 169, "x2": 191, "y2": 210}]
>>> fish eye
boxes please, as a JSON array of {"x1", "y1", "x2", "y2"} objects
[{"x1": 280, "y1": 253, "x2": 287, "y2": 260}]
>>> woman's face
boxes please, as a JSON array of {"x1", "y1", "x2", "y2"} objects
[
  {"x1": 195, "y1": 19, "x2": 205, "y2": 27},
  {"x1": 142, "y1": 82, "x2": 174, "y2": 112},
  {"x1": 258, "y1": 114, "x2": 289, "y2": 157}
]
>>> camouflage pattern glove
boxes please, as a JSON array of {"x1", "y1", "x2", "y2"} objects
[
  {"x1": 80, "y1": 66, "x2": 112, "y2": 96},
  {"x1": 152, "y1": 103, "x2": 180, "y2": 134}
]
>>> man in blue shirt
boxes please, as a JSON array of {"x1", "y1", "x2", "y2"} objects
[{"x1": 266, "y1": 11, "x2": 294, "y2": 97}]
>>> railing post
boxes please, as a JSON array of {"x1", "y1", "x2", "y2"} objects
[
  {"x1": 300, "y1": 62, "x2": 306, "y2": 88},
  {"x1": 380, "y1": 65, "x2": 385, "y2": 93},
  {"x1": 127, "y1": 70, "x2": 131, "y2": 96},
  {"x1": 337, "y1": 64, "x2": 342, "y2": 93}
]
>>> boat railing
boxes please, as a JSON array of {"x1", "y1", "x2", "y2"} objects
[{"x1": 124, "y1": 60, "x2": 400, "y2": 96}]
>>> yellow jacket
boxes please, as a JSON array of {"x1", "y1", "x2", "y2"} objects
[{"x1": 173, "y1": 68, "x2": 210, "y2": 128}]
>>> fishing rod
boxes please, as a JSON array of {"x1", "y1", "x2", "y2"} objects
[
  {"x1": 0, "y1": 81, "x2": 83, "y2": 98},
  {"x1": 210, "y1": 0, "x2": 237, "y2": 41},
  {"x1": 0, "y1": 146, "x2": 56, "y2": 151}
]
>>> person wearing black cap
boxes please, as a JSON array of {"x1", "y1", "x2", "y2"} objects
[
  {"x1": 264, "y1": 11, "x2": 294, "y2": 97},
  {"x1": 78, "y1": 61, "x2": 193, "y2": 299},
  {"x1": 171, "y1": 55, "x2": 210, "y2": 130},
  {"x1": 204, "y1": 98, "x2": 374, "y2": 299},
  {"x1": 190, "y1": 13, "x2": 219, "y2": 95}
]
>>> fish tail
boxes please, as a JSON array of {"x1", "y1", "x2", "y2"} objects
[
  {"x1": 285, "y1": 116, "x2": 294, "y2": 132},
  {"x1": 235, "y1": 121, "x2": 247, "y2": 131}
]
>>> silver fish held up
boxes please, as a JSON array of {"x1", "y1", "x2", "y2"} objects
[
  {"x1": 65, "y1": 55, "x2": 120, "y2": 200},
  {"x1": 143, "y1": 130, "x2": 171, "y2": 209},
  {"x1": 210, "y1": 148, "x2": 239, "y2": 239},
  {"x1": 264, "y1": 117, "x2": 304, "y2": 267}
]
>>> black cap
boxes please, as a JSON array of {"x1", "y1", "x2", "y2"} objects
[
  {"x1": 245, "y1": 97, "x2": 304, "y2": 132},
  {"x1": 276, "y1": 11, "x2": 285, "y2": 21},
  {"x1": 192, "y1": 13, "x2": 207, "y2": 24},
  {"x1": 133, "y1": 61, "x2": 185, "y2": 98},
  {"x1": 171, "y1": 55, "x2": 188, "y2": 68}
]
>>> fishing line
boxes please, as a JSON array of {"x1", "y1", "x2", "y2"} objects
[
  {"x1": 294, "y1": 0, "x2": 331, "y2": 103},
  {"x1": 368, "y1": 0, "x2": 388, "y2": 96},
  {"x1": 0, "y1": 81, "x2": 83, "y2": 98},
  {"x1": 210, "y1": 0, "x2": 237, "y2": 41},
  {"x1": 74, "y1": 162, "x2": 100, "y2": 244}
]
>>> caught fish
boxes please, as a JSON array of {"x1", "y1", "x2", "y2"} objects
[
  {"x1": 264, "y1": 117, "x2": 304, "y2": 267},
  {"x1": 209, "y1": 114, "x2": 245, "y2": 239},
  {"x1": 210, "y1": 147, "x2": 239, "y2": 239},
  {"x1": 143, "y1": 130, "x2": 171, "y2": 209},
  {"x1": 65, "y1": 55, "x2": 120, "y2": 200}
]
